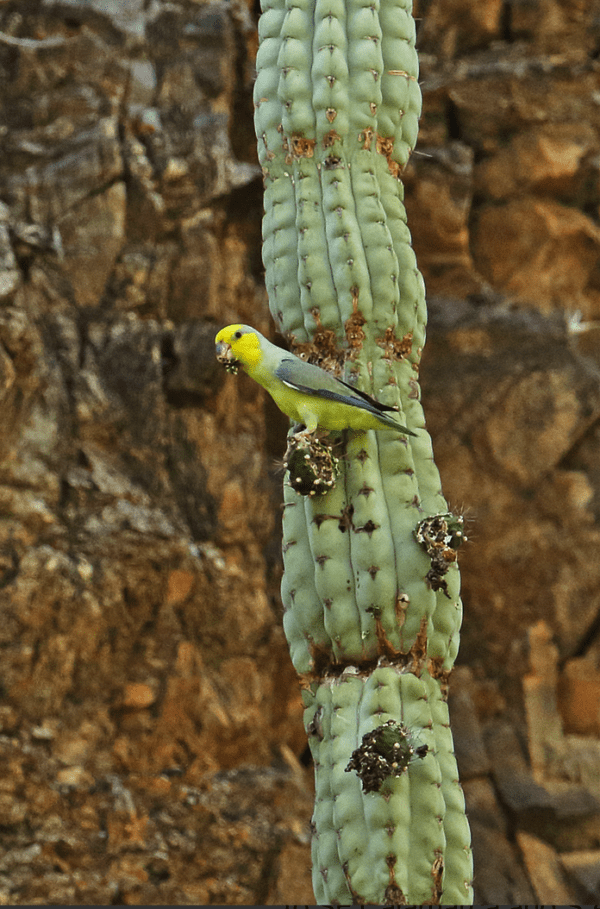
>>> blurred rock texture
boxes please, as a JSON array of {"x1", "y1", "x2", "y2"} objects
[{"x1": 1, "y1": 0, "x2": 600, "y2": 902}]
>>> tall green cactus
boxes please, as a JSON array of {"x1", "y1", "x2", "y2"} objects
[{"x1": 254, "y1": 0, "x2": 473, "y2": 902}]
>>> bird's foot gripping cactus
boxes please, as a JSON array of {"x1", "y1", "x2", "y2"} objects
[{"x1": 252, "y1": 0, "x2": 474, "y2": 901}]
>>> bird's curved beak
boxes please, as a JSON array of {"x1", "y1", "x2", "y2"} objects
[
  {"x1": 215, "y1": 340, "x2": 230, "y2": 361},
  {"x1": 215, "y1": 341, "x2": 240, "y2": 375}
]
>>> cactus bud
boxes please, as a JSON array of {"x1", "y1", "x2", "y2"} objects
[
  {"x1": 346, "y1": 719, "x2": 429, "y2": 793},
  {"x1": 284, "y1": 433, "x2": 339, "y2": 496}
]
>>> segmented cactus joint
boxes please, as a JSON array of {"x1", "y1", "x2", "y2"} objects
[
  {"x1": 283, "y1": 432, "x2": 340, "y2": 496},
  {"x1": 346, "y1": 719, "x2": 429, "y2": 793}
]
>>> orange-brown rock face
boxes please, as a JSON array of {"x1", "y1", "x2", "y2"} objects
[{"x1": 1, "y1": 0, "x2": 600, "y2": 902}]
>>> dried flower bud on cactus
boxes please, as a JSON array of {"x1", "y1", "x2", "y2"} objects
[
  {"x1": 346, "y1": 719, "x2": 429, "y2": 793},
  {"x1": 414, "y1": 513, "x2": 467, "y2": 596},
  {"x1": 283, "y1": 433, "x2": 339, "y2": 496}
]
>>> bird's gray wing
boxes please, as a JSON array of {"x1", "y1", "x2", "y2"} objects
[{"x1": 275, "y1": 356, "x2": 397, "y2": 415}]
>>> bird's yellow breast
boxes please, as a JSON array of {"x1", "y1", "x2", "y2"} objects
[{"x1": 271, "y1": 383, "x2": 393, "y2": 432}]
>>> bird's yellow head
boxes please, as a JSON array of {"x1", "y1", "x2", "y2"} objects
[{"x1": 215, "y1": 324, "x2": 262, "y2": 374}]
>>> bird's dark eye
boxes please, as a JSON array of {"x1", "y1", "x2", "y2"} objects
[{"x1": 234, "y1": 330, "x2": 242, "y2": 340}]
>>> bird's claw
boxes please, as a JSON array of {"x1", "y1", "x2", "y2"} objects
[
  {"x1": 292, "y1": 423, "x2": 332, "y2": 442},
  {"x1": 294, "y1": 429, "x2": 314, "y2": 441}
]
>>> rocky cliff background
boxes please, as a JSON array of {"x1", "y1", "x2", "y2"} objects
[{"x1": 1, "y1": 0, "x2": 600, "y2": 902}]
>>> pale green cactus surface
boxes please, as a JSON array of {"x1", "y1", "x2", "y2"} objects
[{"x1": 254, "y1": 0, "x2": 473, "y2": 902}]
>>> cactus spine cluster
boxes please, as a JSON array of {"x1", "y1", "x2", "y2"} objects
[{"x1": 254, "y1": 0, "x2": 473, "y2": 902}]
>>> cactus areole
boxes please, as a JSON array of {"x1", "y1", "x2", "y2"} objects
[{"x1": 253, "y1": 0, "x2": 474, "y2": 901}]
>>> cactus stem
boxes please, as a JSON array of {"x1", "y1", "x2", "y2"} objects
[{"x1": 256, "y1": 0, "x2": 473, "y2": 895}]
